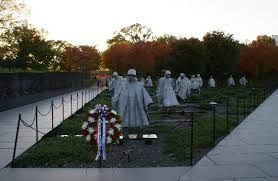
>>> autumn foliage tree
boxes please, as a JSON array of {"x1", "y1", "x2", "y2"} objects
[
  {"x1": 64, "y1": 45, "x2": 101, "y2": 72},
  {"x1": 239, "y1": 35, "x2": 278, "y2": 77},
  {"x1": 102, "y1": 42, "x2": 131, "y2": 73}
]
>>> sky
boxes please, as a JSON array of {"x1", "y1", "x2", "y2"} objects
[{"x1": 24, "y1": 0, "x2": 278, "y2": 50}]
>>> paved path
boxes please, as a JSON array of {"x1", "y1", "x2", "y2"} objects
[
  {"x1": 0, "y1": 86, "x2": 105, "y2": 168},
  {"x1": 181, "y1": 89, "x2": 278, "y2": 181},
  {"x1": 0, "y1": 167, "x2": 191, "y2": 181}
]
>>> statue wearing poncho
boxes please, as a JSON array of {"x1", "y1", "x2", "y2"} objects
[
  {"x1": 115, "y1": 69, "x2": 153, "y2": 128},
  {"x1": 145, "y1": 76, "x2": 153, "y2": 87},
  {"x1": 176, "y1": 73, "x2": 190, "y2": 101},
  {"x1": 157, "y1": 70, "x2": 179, "y2": 107},
  {"x1": 208, "y1": 76, "x2": 216, "y2": 88},
  {"x1": 227, "y1": 75, "x2": 235, "y2": 87},
  {"x1": 239, "y1": 76, "x2": 248, "y2": 86},
  {"x1": 196, "y1": 74, "x2": 203, "y2": 91},
  {"x1": 111, "y1": 72, "x2": 124, "y2": 112},
  {"x1": 140, "y1": 77, "x2": 145, "y2": 86},
  {"x1": 190, "y1": 75, "x2": 199, "y2": 90},
  {"x1": 110, "y1": 72, "x2": 123, "y2": 97}
]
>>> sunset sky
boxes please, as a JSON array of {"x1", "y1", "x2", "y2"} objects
[{"x1": 24, "y1": 0, "x2": 278, "y2": 50}]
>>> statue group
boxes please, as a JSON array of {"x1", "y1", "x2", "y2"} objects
[{"x1": 109, "y1": 69, "x2": 248, "y2": 132}]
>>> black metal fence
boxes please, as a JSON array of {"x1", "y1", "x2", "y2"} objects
[
  {"x1": 11, "y1": 86, "x2": 106, "y2": 166},
  {"x1": 186, "y1": 87, "x2": 274, "y2": 166}
]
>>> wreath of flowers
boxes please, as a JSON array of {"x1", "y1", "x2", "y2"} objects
[{"x1": 81, "y1": 105, "x2": 122, "y2": 145}]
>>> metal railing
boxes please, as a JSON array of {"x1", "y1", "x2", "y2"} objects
[
  {"x1": 186, "y1": 87, "x2": 274, "y2": 166},
  {"x1": 147, "y1": 87, "x2": 274, "y2": 166}
]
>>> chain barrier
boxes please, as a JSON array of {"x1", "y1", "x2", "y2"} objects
[
  {"x1": 53, "y1": 100, "x2": 63, "y2": 109},
  {"x1": 63, "y1": 97, "x2": 71, "y2": 103},
  {"x1": 20, "y1": 117, "x2": 46, "y2": 135},
  {"x1": 72, "y1": 95, "x2": 77, "y2": 101},
  {"x1": 20, "y1": 114, "x2": 36, "y2": 128},
  {"x1": 11, "y1": 86, "x2": 106, "y2": 167},
  {"x1": 37, "y1": 105, "x2": 52, "y2": 117}
]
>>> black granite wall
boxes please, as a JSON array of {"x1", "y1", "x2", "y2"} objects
[{"x1": 0, "y1": 72, "x2": 94, "y2": 110}]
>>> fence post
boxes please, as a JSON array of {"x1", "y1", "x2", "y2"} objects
[
  {"x1": 51, "y1": 100, "x2": 54, "y2": 129},
  {"x1": 82, "y1": 91, "x2": 84, "y2": 107},
  {"x1": 256, "y1": 89, "x2": 260, "y2": 106},
  {"x1": 213, "y1": 106, "x2": 216, "y2": 145},
  {"x1": 249, "y1": 92, "x2": 252, "y2": 108},
  {"x1": 91, "y1": 87, "x2": 93, "y2": 100},
  {"x1": 35, "y1": 106, "x2": 38, "y2": 143},
  {"x1": 236, "y1": 97, "x2": 239, "y2": 124},
  {"x1": 77, "y1": 92, "x2": 79, "y2": 110},
  {"x1": 89, "y1": 88, "x2": 91, "y2": 100},
  {"x1": 226, "y1": 97, "x2": 229, "y2": 133},
  {"x1": 243, "y1": 96, "x2": 246, "y2": 118},
  {"x1": 190, "y1": 112, "x2": 194, "y2": 166},
  {"x1": 12, "y1": 114, "x2": 21, "y2": 167},
  {"x1": 62, "y1": 97, "x2": 64, "y2": 121},
  {"x1": 253, "y1": 91, "x2": 256, "y2": 109},
  {"x1": 71, "y1": 94, "x2": 73, "y2": 115},
  {"x1": 85, "y1": 89, "x2": 86, "y2": 104}
]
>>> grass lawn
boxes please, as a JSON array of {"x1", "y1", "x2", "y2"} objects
[{"x1": 11, "y1": 85, "x2": 270, "y2": 167}]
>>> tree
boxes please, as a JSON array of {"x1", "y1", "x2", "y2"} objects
[
  {"x1": 0, "y1": 0, "x2": 27, "y2": 30},
  {"x1": 239, "y1": 35, "x2": 278, "y2": 77},
  {"x1": 102, "y1": 42, "x2": 132, "y2": 73},
  {"x1": 107, "y1": 23, "x2": 154, "y2": 45},
  {"x1": 48, "y1": 40, "x2": 71, "y2": 71},
  {"x1": 127, "y1": 41, "x2": 155, "y2": 73},
  {"x1": 168, "y1": 38, "x2": 209, "y2": 75},
  {"x1": 64, "y1": 45, "x2": 101, "y2": 72},
  {"x1": 151, "y1": 40, "x2": 172, "y2": 72},
  {"x1": 0, "y1": 23, "x2": 54, "y2": 70},
  {"x1": 251, "y1": 35, "x2": 276, "y2": 47},
  {"x1": 103, "y1": 41, "x2": 159, "y2": 74},
  {"x1": 203, "y1": 31, "x2": 240, "y2": 75},
  {"x1": 157, "y1": 34, "x2": 177, "y2": 44}
]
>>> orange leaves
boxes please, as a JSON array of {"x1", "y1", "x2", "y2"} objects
[
  {"x1": 103, "y1": 41, "x2": 170, "y2": 74},
  {"x1": 239, "y1": 43, "x2": 278, "y2": 77},
  {"x1": 64, "y1": 45, "x2": 101, "y2": 72},
  {"x1": 102, "y1": 42, "x2": 131, "y2": 73}
]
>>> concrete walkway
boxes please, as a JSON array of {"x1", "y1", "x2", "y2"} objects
[
  {"x1": 0, "y1": 86, "x2": 105, "y2": 169},
  {"x1": 0, "y1": 167, "x2": 191, "y2": 181},
  {"x1": 181, "y1": 89, "x2": 278, "y2": 181}
]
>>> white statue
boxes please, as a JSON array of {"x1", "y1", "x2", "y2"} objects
[
  {"x1": 196, "y1": 74, "x2": 203, "y2": 93},
  {"x1": 145, "y1": 76, "x2": 153, "y2": 87},
  {"x1": 239, "y1": 76, "x2": 248, "y2": 86},
  {"x1": 108, "y1": 77, "x2": 114, "y2": 93},
  {"x1": 184, "y1": 74, "x2": 192, "y2": 97},
  {"x1": 227, "y1": 75, "x2": 235, "y2": 87},
  {"x1": 176, "y1": 73, "x2": 190, "y2": 101},
  {"x1": 115, "y1": 69, "x2": 153, "y2": 128},
  {"x1": 140, "y1": 77, "x2": 145, "y2": 86},
  {"x1": 110, "y1": 72, "x2": 123, "y2": 97},
  {"x1": 111, "y1": 72, "x2": 124, "y2": 111},
  {"x1": 157, "y1": 70, "x2": 179, "y2": 107},
  {"x1": 190, "y1": 75, "x2": 199, "y2": 91},
  {"x1": 208, "y1": 76, "x2": 216, "y2": 88}
]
